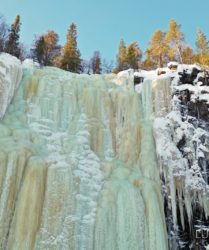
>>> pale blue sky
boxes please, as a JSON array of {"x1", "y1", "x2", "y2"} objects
[{"x1": 1, "y1": 0, "x2": 209, "y2": 61}]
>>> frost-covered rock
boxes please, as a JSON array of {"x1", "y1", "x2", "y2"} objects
[
  {"x1": 0, "y1": 53, "x2": 22, "y2": 119},
  {"x1": 151, "y1": 63, "x2": 209, "y2": 248},
  {"x1": 133, "y1": 62, "x2": 209, "y2": 248}
]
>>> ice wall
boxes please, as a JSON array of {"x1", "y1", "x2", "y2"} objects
[
  {"x1": 0, "y1": 60, "x2": 168, "y2": 250},
  {"x1": 0, "y1": 53, "x2": 22, "y2": 119}
]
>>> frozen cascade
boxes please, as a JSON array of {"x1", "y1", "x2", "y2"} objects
[
  {"x1": 0, "y1": 58, "x2": 170, "y2": 249},
  {"x1": 0, "y1": 53, "x2": 22, "y2": 119}
]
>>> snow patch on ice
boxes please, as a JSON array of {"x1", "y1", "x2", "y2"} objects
[{"x1": 22, "y1": 58, "x2": 39, "y2": 69}]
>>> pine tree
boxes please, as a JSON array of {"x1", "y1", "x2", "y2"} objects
[
  {"x1": 126, "y1": 42, "x2": 142, "y2": 69},
  {"x1": 146, "y1": 29, "x2": 169, "y2": 68},
  {"x1": 32, "y1": 30, "x2": 61, "y2": 66},
  {"x1": 90, "y1": 51, "x2": 102, "y2": 74},
  {"x1": 61, "y1": 23, "x2": 81, "y2": 73},
  {"x1": 32, "y1": 36, "x2": 46, "y2": 65},
  {"x1": 196, "y1": 29, "x2": 209, "y2": 66},
  {"x1": 116, "y1": 39, "x2": 128, "y2": 71},
  {"x1": 5, "y1": 15, "x2": 21, "y2": 58},
  {"x1": 165, "y1": 19, "x2": 184, "y2": 62}
]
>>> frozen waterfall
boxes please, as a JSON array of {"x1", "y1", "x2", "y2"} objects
[{"x1": 0, "y1": 54, "x2": 172, "y2": 250}]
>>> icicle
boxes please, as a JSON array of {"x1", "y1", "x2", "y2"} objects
[{"x1": 177, "y1": 181, "x2": 185, "y2": 230}]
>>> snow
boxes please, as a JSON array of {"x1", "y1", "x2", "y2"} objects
[
  {"x1": 22, "y1": 58, "x2": 39, "y2": 69},
  {"x1": 134, "y1": 67, "x2": 178, "y2": 85},
  {"x1": 113, "y1": 69, "x2": 134, "y2": 86},
  {"x1": 134, "y1": 69, "x2": 156, "y2": 79}
]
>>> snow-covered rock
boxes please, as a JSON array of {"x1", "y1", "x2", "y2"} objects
[
  {"x1": 167, "y1": 61, "x2": 178, "y2": 71},
  {"x1": 132, "y1": 62, "x2": 209, "y2": 248},
  {"x1": 151, "y1": 63, "x2": 209, "y2": 248}
]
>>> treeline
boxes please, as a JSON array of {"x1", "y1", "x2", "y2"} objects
[
  {"x1": 0, "y1": 15, "x2": 112, "y2": 74},
  {"x1": 115, "y1": 20, "x2": 209, "y2": 72},
  {"x1": 1, "y1": 15, "x2": 209, "y2": 73}
]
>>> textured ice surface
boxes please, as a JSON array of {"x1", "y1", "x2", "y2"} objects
[
  {"x1": 0, "y1": 53, "x2": 22, "y2": 119},
  {"x1": 0, "y1": 55, "x2": 168, "y2": 250}
]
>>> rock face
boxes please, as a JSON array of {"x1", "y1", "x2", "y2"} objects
[
  {"x1": 174, "y1": 69, "x2": 209, "y2": 249},
  {"x1": 153, "y1": 65, "x2": 209, "y2": 249},
  {"x1": 179, "y1": 68, "x2": 200, "y2": 85}
]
